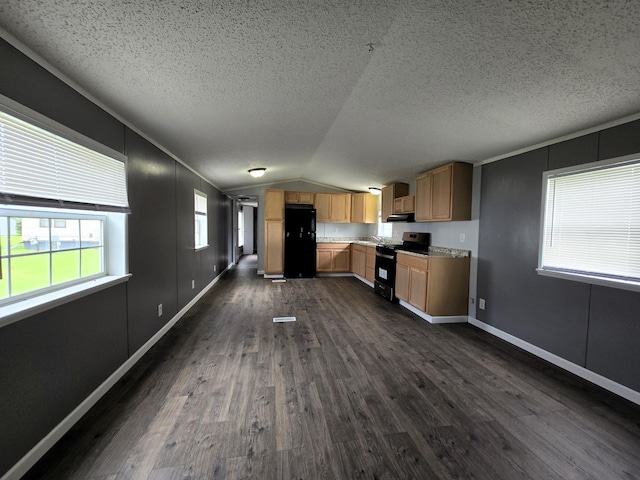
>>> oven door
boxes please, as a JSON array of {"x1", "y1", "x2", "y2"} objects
[{"x1": 374, "y1": 250, "x2": 397, "y2": 301}]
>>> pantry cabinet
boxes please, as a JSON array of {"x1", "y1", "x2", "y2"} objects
[
  {"x1": 264, "y1": 189, "x2": 285, "y2": 275},
  {"x1": 415, "y1": 162, "x2": 472, "y2": 222}
]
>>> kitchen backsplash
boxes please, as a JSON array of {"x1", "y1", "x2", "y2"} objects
[{"x1": 316, "y1": 222, "x2": 376, "y2": 239}]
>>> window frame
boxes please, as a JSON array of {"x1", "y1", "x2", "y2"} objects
[
  {"x1": 0, "y1": 206, "x2": 108, "y2": 305},
  {"x1": 0, "y1": 94, "x2": 130, "y2": 328},
  {"x1": 537, "y1": 153, "x2": 640, "y2": 293},
  {"x1": 194, "y1": 189, "x2": 208, "y2": 251}
]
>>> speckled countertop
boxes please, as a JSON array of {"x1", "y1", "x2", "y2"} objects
[{"x1": 316, "y1": 238, "x2": 470, "y2": 258}]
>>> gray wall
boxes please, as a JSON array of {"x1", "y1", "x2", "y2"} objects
[
  {"x1": 0, "y1": 38, "x2": 231, "y2": 477},
  {"x1": 477, "y1": 120, "x2": 640, "y2": 391}
]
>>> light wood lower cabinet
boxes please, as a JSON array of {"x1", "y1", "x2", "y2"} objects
[
  {"x1": 264, "y1": 221, "x2": 284, "y2": 274},
  {"x1": 351, "y1": 244, "x2": 367, "y2": 277},
  {"x1": 395, "y1": 252, "x2": 470, "y2": 316},
  {"x1": 365, "y1": 246, "x2": 376, "y2": 283},
  {"x1": 317, "y1": 243, "x2": 351, "y2": 273}
]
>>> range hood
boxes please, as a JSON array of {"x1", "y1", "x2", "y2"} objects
[{"x1": 386, "y1": 213, "x2": 415, "y2": 222}]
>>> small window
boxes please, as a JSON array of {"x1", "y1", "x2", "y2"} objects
[
  {"x1": 194, "y1": 190, "x2": 208, "y2": 250},
  {"x1": 538, "y1": 154, "x2": 640, "y2": 290}
]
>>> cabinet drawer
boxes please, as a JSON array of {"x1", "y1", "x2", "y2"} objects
[
  {"x1": 352, "y1": 244, "x2": 367, "y2": 253},
  {"x1": 316, "y1": 243, "x2": 351, "y2": 250},
  {"x1": 396, "y1": 252, "x2": 428, "y2": 271}
]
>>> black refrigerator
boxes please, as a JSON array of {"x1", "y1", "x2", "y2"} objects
[{"x1": 284, "y1": 205, "x2": 316, "y2": 278}]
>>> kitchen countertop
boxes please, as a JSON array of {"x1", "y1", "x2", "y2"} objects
[{"x1": 316, "y1": 238, "x2": 470, "y2": 258}]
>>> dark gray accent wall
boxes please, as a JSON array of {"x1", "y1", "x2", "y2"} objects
[
  {"x1": 0, "y1": 38, "x2": 123, "y2": 153},
  {"x1": 0, "y1": 39, "x2": 231, "y2": 477},
  {"x1": 177, "y1": 164, "x2": 201, "y2": 309},
  {"x1": 0, "y1": 285, "x2": 128, "y2": 476},
  {"x1": 125, "y1": 129, "x2": 179, "y2": 354},
  {"x1": 477, "y1": 122, "x2": 640, "y2": 391}
]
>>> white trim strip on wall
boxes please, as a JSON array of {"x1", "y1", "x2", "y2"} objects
[{"x1": 468, "y1": 317, "x2": 640, "y2": 407}]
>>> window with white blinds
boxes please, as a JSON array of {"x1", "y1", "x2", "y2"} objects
[
  {"x1": 538, "y1": 154, "x2": 640, "y2": 289},
  {"x1": 0, "y1": 106, "x2": 129, "y2": 211}
]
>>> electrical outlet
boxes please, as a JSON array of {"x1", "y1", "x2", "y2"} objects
[
  {"x1": 158, "y1": 304, "x2": 163, "y2": 317},
  {"x1": 460, "y1": 233, "x2": 465, "y2": 243},
  {"x1": 191, "y1": 279, "x2": 195, "y2": 289},
  {"x1": 479, "y1": 298, "x2": 486, "y2": 310},
  {"x1": 213, "y1": 265, "x2": 217, "y2": 272}
]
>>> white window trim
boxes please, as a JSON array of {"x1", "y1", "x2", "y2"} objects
[
  {"x1": 194, "y1": 189, "x2": 208, "y2": 251},
  {"x1": 537, "y1": 153, "x2": 640, "y2": 293},
  {"x1": 0, "y1": 95, "x2": 131, "y2": 327}
]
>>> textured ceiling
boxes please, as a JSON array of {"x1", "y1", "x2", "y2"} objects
[{"x1": 1, "y1": 0, "x2": 640, "y2": 192}]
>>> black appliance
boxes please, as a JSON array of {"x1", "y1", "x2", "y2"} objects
[
  {"x1": 284, "y1": 205, "x2": 316, "y2": 278},
  {"x1": 386, "y1": 212, "x2": 415, "y2": 222},
  {"x1": 374, "y1": 232, "x2": 431, "y2": 301}
]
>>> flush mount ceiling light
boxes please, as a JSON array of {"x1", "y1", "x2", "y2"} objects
[
  {"x1": 248, "y1": 168, "x2": 266, "y2": 178},
  {"x1": 369, "y1": 187, "x2": 382, "y2": 195}
]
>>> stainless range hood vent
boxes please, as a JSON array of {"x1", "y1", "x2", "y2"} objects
[{"x1": 386, "y1": 213, "x2": 415, "y2": 222}]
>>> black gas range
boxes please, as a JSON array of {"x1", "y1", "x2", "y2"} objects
[{"x1": 374, "y1": 232, "x2": 430, "y2": 301}]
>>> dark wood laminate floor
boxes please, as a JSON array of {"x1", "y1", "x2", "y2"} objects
[{"x1": 24, "y1": 254, "x2": 640, "y2": 479}]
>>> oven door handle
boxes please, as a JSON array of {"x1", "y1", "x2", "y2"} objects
[{"x1": 376, "y1": 252, "x2": 396, "y2": 260}]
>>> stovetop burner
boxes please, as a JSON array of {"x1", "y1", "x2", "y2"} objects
[{"x1": 376, "y1": 232, "x2": 430, "y2": 255}]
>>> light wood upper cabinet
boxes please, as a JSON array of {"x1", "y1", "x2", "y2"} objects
[
  {"x1": 314, "y1": 193, "x2": 352, "y2": 223},
  {"x1": 394, "y1": 195, "x2": 415, "y2": 214},
  {"x1": 351, "y1": 193, "x2": 378, "y2": 224},
  {"x1": 314, "y1": 193, "x2": 331, "y2": 222},
  {"x1": 381, "y1": 183, "x2": 409, "y2": 221},
  {"x1": 415, "y1": 172, "x2": 432, "y2": 221},
  {"x1": 265, "y1": 189, "x2": 285, "y2": 221},
  {"x1": 285, "y1": 191, "x2": 314, "y2": 204},
  {"x1": 415, "y1": 162, "x2": 472, "y2": 222}
]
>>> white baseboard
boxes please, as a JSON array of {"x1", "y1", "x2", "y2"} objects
[
  {"x1": 398, "y1": 300, "x2": 468, "y2": 324},
  {"x1": 468, "y1": 317, "x2": 640, "y2": 406},
  {"x1": 2, "y1": 268, "x2": 230, "y2": 480},
  {"x1": 353, "y1": 274, "x2": 374, "y2": 288}
]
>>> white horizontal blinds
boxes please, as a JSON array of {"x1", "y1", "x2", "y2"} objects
[
  {"x1": 542, "y1": 160, "x2": 640, "y2": 281},
  {"x1": 0, "y1": 109, "x2": 129, "y2": 211},
  {"x1": 194, "y1": 190, "x2": 207, "y2": 214}
]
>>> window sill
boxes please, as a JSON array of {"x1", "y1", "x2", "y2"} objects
[
  {"x1": 195, "y1": 245, "x2": 209, "y2": 252},
  {"x1": 0, "y1": 274, "x2": 132, "y2": 329},
  {"x1": 536, "y1": 268, "x2": 640, "y2": 293}
]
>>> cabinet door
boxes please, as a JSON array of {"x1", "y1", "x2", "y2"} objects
[
  {"x1": 265, "y1": 189, "x2": 285, "y2": 221},
  {"x1": 264, "y1": 221, "x2": 283, "y2": 274},
  {"x1": 333, "y1": 249, "x2": 351, "y2": 272},
  {"x1": 408, "y1": 268, "x2": 428, "y2": 311},
  {"x1": 285, "y1": 191, "x2": 299, "y2": 203},
  {"x1": 415, "y1": 172, "x2": 432, "y2": 221},
  {"x1": 381, "y1": 185, "x2": 394, "y2": 221},
  {"x1": 299, "y1": 191, "x2": 314, "y2": 204},
  {"x1": 351, "y1": 193, "x2": 366, "y2": 223},
  {"x1": 331, "y1": 194, "x2": 351, "y2": 222},
  {"x1": 314, "y1": 193, "x2": 331, "y2": 222},
  {"x1": 365, "y1": 247, "x2": 376, "y2": 282},
  {"x1": 431, "y1": 165, "x2": 452, "y2": 220},
  {"x1": 316, "y1": 249, "x2": 333, "y2": 272},
  {"x1": 351, "y1": 248, "x2": 366, "y2": 276},
  {"x1": 395, "y1": 263, "x2": 410, "y2": 301}
]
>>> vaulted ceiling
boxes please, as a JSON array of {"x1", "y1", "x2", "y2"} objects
[{"x1": 1, "y1": 1, "x2": 640, "y2": 193}]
